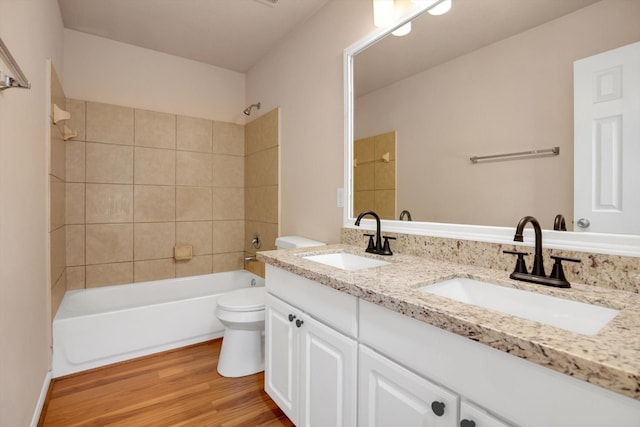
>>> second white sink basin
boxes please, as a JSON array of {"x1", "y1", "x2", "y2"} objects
[
  {"x1": 303, "y1": 252, "x2": 390, "y2": 271},
  {"x1": 419, "y1": 277, "x2": 619, "y2": 335}
]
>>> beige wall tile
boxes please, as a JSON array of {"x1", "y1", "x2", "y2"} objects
[
  {"x1": 86, "y1": 142, "x2": 134, "y2": 184},
  {"x1": 86, "y1": 184, "x2": 133, "y2": 223},
  {"x1": 176, "y1": 255, "x2": 212, "y2": 277},
  {"x1": 86, "y1": 102, "x2": 134, "y2": 145},
  {"x1": 245, "y1": 119, "x2": 260, "y2": 156},
  {"x1": 134, "y1": 259, "x2": 175, "y2": 283},
  {"x1": 213, "y1": 187, "x2": 244, "y2": 220},
  {"x1": 66, "y1": 225, "x2": 85, "y2": 266},
  {"x1": 214, "y1": 154, "x2": 244, "y2": 188},
  {"x1": 66, "y1": 183, "x2": 85, "y2": 225},
  {"x1": 244, "y1": 147, "x2": 278, "y2": 188},
  {"x1": 212, "y1": 220, "x2": 244, "y2": 254},
  {"x1": 177, "y1": 151, "x2": 212, "y2": 186},
  {"x1": 354, "y1": 137, "x2": 374, "y2": 162},
  {"x1": 213, "y1": 121, "x2": 244, "y2": 155},
  {"x1": 354, "y1": 191, "x2": 374, "y2": 217},
  {"x1": 245, "y1": 221, "x2": 279, "y2": 253},
  {"x1": 86, "y1": 223, "x2": 133, "y2": 265},
  {"x1": 374, "y1": 190, "x2": 396, "y2": 221},
  {"x1": 66, "y1": 140, "x2": 85, "y2": 183},
  {"x1": 245, "y1": 185, "x2": 278, "y2": 223},
  {"x1": 135, "y1": 109, "x2": 176, "y2": 149},
  {"x1": 213, "y1": 253, "x2": 243, "y2": 273},
  {"x1": 134, "y1": 185, "x2": 175, "y2": 222},
  {"x1": 354, "y1": 163, "x2": 374, "y2": 191},
  {"x1": 66, "y1": 266, "x2": 85, "y2": 290},
  {"x1": 374, "y1": 160, "x2": 396, "y2": 190},
  {"x1": 177, "y1": 116, "x2": 212, "y2": 153},
  {"x1": 374, "y1": 131, "x2": 396, "y2": 160},
  {"x1": 51, "y1": 272, "x2": 66, "y2": 320},
  {"x1": 66, "y1": 99, "x2": 86, "y2": 141},
  {"x1": 51, "y1": 124, "x2": 66, "y2": 181},
  {"x1": 134, "y1": 147, "x2": 175, "y2": 185},
  {"x1": 51, "y1": 226, "x2": 66, "y2": 285},
  {"x1": 260, "y1": 108, "x2": 279, "y2": 150},
  {"x1": 176, "y1": 186, "x2": 212, "y2": 221},
  {"x1": 134, "y1": 222, "x2": 175, "y2": 260},
  {"x1": 86, "y1": 262, "x2": 133, "y2": 288},
  {"x1": 50, "y1": 176, "x2": 65, "y2": 232},
  {"x1": 176, "y1": 221, "x2": 212, "y2": 255}
]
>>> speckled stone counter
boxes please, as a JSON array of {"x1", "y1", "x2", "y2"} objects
[{"x1": 258, "y1": 244, "x2": 640, "y2": 401}]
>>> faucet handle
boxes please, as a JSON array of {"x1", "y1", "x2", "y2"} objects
[
  {"x1": 363, "y1": 233, "x2": 375, "y2": 252},
  {"x1": 381, "y1": 236, "x2": 396, "y2": 256},
  {"x1": 549, "y1": 255, "x2": 581, "y2": 288},
  {"x1": 503, "y1": 250, "x2": 529, "y2": 274}
]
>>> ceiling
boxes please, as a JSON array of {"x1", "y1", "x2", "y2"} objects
[{"x1": 57, "y1": 0, "x2": 329, "y2": 73}]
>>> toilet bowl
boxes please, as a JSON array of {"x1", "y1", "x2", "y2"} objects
[
  {"x1": 216, "y1": 287, "x2": 266, "y2": 377},
  {"x1": 216, "y1": 236, "x2": 325, "y2": 378}
]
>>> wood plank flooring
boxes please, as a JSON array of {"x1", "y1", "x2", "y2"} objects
[{"x1": 39, "y1": 339, "x2": 294, "y2": 427}]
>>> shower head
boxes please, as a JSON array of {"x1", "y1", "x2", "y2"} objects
[{"x1": 243, "y1": 102, "x2": 261, "y2": 116}]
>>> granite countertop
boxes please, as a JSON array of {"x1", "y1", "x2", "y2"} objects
[{"x1": 258, "y1": 244, "x2": 640, "y2": 401}]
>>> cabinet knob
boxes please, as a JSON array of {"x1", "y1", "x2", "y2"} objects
[
  {"x1": 288, "y1": 314, "x2": 296, "y2": 322},
  {"x1": 295, "y1": 319, "x2": 304, "y2": 328},
  {"x1": 431, "y1": 401, "x2": 446, "y2": 416},
  {"x1": 460, "y1": 420, "x2": 476, "y2": 427}
]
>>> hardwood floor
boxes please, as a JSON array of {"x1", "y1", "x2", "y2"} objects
[{"x1": 39, "y1": 340, "x2": 293, "y2": 427}]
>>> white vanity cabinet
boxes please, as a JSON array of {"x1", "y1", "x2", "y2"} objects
[
  {"x1": 358, "y1": 344, "x2": 459, "y2": 427},
  {"x1": 459, "y1": 401, "x2": 511, "y2": 427},
  {"x1": 265, "y1": 266, "x2": 358, "y2": 427}
]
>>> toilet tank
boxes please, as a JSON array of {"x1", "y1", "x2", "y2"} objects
[{"x1": 275, "y1": 236, "x2": 326, "y2": 250}]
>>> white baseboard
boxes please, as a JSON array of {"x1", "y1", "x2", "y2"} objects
[{"x1": 30, "y1": 370, "x2": 52, "y2": 427}]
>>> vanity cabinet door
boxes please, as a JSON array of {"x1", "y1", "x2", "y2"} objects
[
  {"x1": 299, "y1": 314, "x2": 357, "y2": 427},
  {"x1": 265, "y1": 294, "x2": 300, "y2": 423},
  {"x1": 358, "y1": 345, "x2": 459, "y2": 427},
  {"x1": 459, "y1": 401, "x2": 512, "y2": 427}
]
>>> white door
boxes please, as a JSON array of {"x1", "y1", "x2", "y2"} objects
[
  {"x1": 460, "y1": 401, "x2": 512, "y2": 427},
  {"x1": 574, "y1": 41, "x2": 640, "y2": 234},
  {"x1": 299, "y1": 314, "x2": 357, "y2": 427},
  {"x1": 265, "y1": 294, "x2": 299, "y2": 423},
  {"x1": 358, "y1": 345, "x2": 458, "y2": 427}
]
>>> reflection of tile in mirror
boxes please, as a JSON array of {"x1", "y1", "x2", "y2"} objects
[
  {"x1": 354, "y1": 191, "x2": 374, "y2": 216},
  {"x1": 354, "y1": 137, "x2": 374, "y2": 162},
  {"x1": 374, "y1": 131, "x2": 396, "y2": 161},
  {"x1": 375, "y1": 190, "x2": 396, "y2": 220}
]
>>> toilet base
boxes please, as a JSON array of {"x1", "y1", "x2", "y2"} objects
[{"x1": 217, "y1": 328, "x2": 264, "y2": 377}]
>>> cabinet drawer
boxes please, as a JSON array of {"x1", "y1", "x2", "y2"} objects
[{"x1": 266, "y1": 265, "x2": 358, "y2": 337}]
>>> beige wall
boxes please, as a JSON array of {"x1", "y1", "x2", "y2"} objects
[
  {"x1": 63, "y1": 29, "x2": 246, "y2": 124},
  {"x1": 246, "y1": 0, "x2": 374, "y2": 244},
  {"x1": 0, "y1": 0, "x2": 64, "y2": 425},
  {"x1": 355, "y1": 0, "x2": 640, "y2": 230},
  {"x1": 64, "y1": 100, "x2": 247, "y2": 288}
]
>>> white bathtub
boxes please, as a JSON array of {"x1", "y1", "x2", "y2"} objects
[{"x1": 52, "y1": 270, "x2": 264, "y2": 377}]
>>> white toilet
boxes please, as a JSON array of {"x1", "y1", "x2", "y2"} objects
[{"x1": 216, "y1": 235, "x2": 325, "y2": 377}]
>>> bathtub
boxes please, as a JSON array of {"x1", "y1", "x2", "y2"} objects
[{"x1": 52, "y1": 270, "x2": 264, "y2": 377}]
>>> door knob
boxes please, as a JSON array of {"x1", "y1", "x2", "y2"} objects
[
  {"x1": 576, "y1": 218, "x2": 590, "y2": 228},
  {"x1": 295, "y1": 319, "x2": 304, "y2": 328},
  {"x1": 288, "y1": 314, "x2": 296, "y2": 322},
  {"x1": 431, "y1": 401, "x2": 445, "y2": 416}
]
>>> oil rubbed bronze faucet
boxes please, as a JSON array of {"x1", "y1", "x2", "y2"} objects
[
  {"x1": 355, "y1": 210, "x2": 395, "y2": 256},
  {"x1": 504, "y1": 215, "x2": 580, "y2": 288}
]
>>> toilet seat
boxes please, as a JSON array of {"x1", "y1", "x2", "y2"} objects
[{"x1": 218, "y1": 287, "x2": 265, "y2": 312}]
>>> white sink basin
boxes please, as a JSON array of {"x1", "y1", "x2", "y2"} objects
[
  {"x1": 303, "y1": 252, "x2": 390, "y2": 271},
  {"x1": 419, "y1": 277, "x2": 618, "y2": 335}
]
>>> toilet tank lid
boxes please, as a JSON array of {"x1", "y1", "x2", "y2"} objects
[{"x1": 275, "y1": 235, "x2": 326, "y2": 249}]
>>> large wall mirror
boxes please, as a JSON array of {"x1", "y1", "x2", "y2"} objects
[{"x1": 344, "y1": 0, "x2": 640, "y2": 256}]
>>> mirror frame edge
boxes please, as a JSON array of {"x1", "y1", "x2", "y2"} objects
[{"x1": 342, "y1": 5, "x2": 640, "y2": 258}]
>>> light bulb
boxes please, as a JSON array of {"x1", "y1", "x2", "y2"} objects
[{"x1": 428, "y1": 0, "x2": 451, "y2": 15}]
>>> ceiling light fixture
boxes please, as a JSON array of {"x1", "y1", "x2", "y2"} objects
[
  {"x1": 426, "y1": 0, "x2": 451, "y2": 15},
  {"x1": 372, "y1": 0, "x2": 412, "y2": 36}
]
